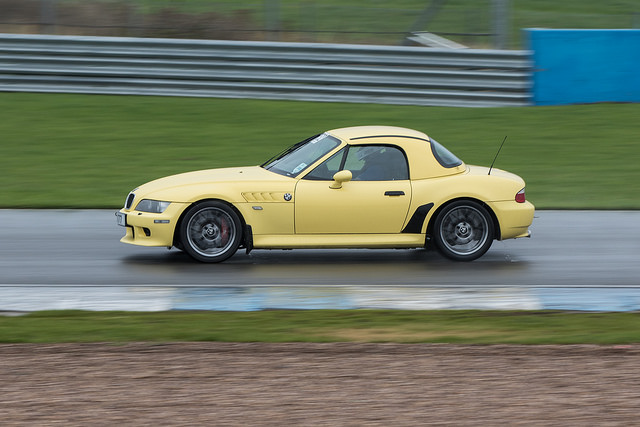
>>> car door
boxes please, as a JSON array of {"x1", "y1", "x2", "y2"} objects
[{"x1": 294, "y1": 144, "x2": 411, "y2": 234}]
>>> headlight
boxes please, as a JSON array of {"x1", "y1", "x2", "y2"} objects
[{"x1": 135, "y1": 199, "x2": 171, "y2": 213}]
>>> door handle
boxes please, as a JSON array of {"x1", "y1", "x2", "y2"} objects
[{"x1": 384, "y1": 191, "x2": 405, "y2": 196}]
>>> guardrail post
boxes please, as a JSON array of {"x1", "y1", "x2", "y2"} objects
[
  {"x1": 39, "y1": 0, "x2": 57, "y2": 34},
  {"x1": 264, "y1": 0, "x2": 281, "y2": 41},
  {"x1": 492, "y1": 0, "x2": 509, "y2": 49},
  {"x1": 127, "y1": 0, "x2": 143, "y2": 38}
]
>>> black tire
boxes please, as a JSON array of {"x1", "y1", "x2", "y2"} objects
[
  {"x1": 178, "y1": 201, "x2": 242, "y2": 263},
  {"x1": 432, "y1": 200, "x2": 494, "y2": 261}
]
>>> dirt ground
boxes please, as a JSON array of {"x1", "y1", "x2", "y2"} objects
[{"x1": 2, "y1": 343, "x2": 640, "y2": 426}]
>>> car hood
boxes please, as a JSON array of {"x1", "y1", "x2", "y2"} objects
[{"x1": 134, "y1": 166, "x2": 290, "y2": 201}]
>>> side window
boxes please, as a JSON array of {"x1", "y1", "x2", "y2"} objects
[
  {"x1": 347, "y1": 145, "x2": 409, "y2": 181},
  {"x1": 303, "y1": 148, "x2": 346, "y2": 180}
]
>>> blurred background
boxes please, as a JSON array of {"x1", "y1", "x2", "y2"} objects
[
  {"x1": 1, "y1": 0, "x2": 639, "y2": 49},
  {"x1": 1, "y1": 1, "x2": 639, "y2": 210}
]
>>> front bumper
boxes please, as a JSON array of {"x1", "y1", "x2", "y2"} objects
[{"x1": 117, "y1": 202, "x2": 189, "y2": 247}]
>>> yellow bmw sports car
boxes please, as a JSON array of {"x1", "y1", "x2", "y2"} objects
[{"x1": 116, "y1": 126, "x2": 533, "y2": 262}]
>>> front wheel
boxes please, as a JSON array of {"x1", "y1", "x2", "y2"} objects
[
  {"x1": 178, "y1": 201, "x2": 242, "y2": 263},
  {"x1": 432, "y1": 200, "x2": 494, "y2": 261}
]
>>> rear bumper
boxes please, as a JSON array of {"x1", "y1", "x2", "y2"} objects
[{"x1": 487, "y1": 200, "x2": 535, "y2": 240}]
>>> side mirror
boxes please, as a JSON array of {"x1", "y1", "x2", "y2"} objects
[{"x1": 329, "y1": 170, "x2": 352, "y2": 189}]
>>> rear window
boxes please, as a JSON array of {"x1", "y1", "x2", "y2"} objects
[{"x1": 430, "y1": 138, "x2": 463, "y2": 168}]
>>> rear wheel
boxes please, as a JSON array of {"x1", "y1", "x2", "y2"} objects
[
  {"x1": 433, "y1": 200, "x2": 494, "y2": 261},
  {"x1": 179, "y1": 201, "x2": 242, "y2": 263}
]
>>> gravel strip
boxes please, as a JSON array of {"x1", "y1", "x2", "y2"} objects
[{"x1": 2, "y1": 343, "x2": 640, "y2": 425}]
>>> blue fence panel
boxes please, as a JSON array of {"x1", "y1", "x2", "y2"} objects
[{"x1": 527, "y1": 29, "x2": 640, "y2": 106}]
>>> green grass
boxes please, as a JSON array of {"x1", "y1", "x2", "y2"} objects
[
  {"x1": 2, "y1": 93, "x2": 639, "y2": 209},
  {"x1": 1, "y1": 310, "x2": 640, "y2": 344},
  {"x1": 56, "y1": 0, "x2": 640, "y2": 48},
  {"x1": 201, "y1": 0, "x2": 639, "y2": 48}
]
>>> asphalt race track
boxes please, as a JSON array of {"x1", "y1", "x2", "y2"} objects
[
  {"x1": 1, "y1": 210, "x2": 640, "y2": 311},
  {"x1": 2, "y1": 209, "x2": 639, "y2": 287}
]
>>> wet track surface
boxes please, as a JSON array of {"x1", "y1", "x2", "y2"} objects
[{"x1": 1, "y1": 209, "x2": 639, "y2": 288}]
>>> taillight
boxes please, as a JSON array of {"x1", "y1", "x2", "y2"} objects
[{"x1": 515, "y1": 188, "x2": 526, "y2": 203}]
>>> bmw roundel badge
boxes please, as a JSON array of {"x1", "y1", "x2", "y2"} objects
[{"x1": 284, "y1": 193, "x2": 292, "y2": 201}]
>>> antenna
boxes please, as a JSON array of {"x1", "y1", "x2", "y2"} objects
[{"x1": 488, "y1": 136, "x2": 507, "y2": 176}]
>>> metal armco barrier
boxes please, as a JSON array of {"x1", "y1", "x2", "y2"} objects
[{"x1": 0, "y1": 34, "x2": 532, "y2": 107}]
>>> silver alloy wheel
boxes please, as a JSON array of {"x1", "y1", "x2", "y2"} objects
[
  {"x1": 438, "y1": 205, "x2": 490, "y2": 256},
  {"x1": 185, "y1": 206, "x2": 236, "y2": 258}
]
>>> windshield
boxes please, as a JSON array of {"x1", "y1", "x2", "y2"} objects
[{"x1": 262, "y1": 133, "x2": 341, "y2": 177}]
